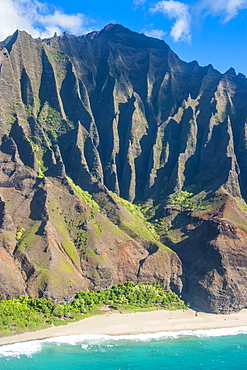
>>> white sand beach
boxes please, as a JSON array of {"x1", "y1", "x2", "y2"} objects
[{"x1": 0, "y1": 308, "x2": 247, "y2": 345}]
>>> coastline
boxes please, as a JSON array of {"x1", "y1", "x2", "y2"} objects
[{"x1": 0, "y1": 308, "x2": 247, "y2": 346}]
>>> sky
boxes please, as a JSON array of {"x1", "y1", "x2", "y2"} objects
[{"x1": 1, "y1": 0, "x2": 247, "y2": 75}]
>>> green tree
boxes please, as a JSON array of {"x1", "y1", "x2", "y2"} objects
[{"x1": 169, "y1": 191, "x2": 193, "y2": 211}]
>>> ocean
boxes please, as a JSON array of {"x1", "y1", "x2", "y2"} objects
[{"x1": 1, "y1": 328, "x2": 247, "y2": 369}]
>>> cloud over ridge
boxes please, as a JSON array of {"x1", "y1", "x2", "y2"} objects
[
  {"x1": 150, "y1": 0, "x2": 191, "y2": 42},
  {"x1": 134, "y1": 0, "x2": 247, "y2": 43},
  {"x1": 0, "y1": 0, "x2": 92, "y2": 41}
]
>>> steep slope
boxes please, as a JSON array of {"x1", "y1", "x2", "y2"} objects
[
  {"x1": 158, "y1": 191, "x2": 247, "y2": 313},
  {"x1": 0, "y1": 24, "x2": 247, "y2": 312},
  {"x1": 0, "y1": 139, "x2": 182, "y2": 301}
]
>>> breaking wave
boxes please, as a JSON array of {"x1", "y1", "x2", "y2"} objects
[{"x1": 1, "y1": 326, "x2": 247, "y2": 358}]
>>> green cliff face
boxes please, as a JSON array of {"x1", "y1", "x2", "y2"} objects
[{"x1": 0, "y1": 24, "x2": 247, "y2": 312}]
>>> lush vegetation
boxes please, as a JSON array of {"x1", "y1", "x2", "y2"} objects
[
  {"x1": 168, "y1": 191, "x2": 194, "y2": 211},
  {"x1": 110, "y1": 191, "x2": 169, "y2": 248},
  {"x1": 68, "y1": 177, "x2": 100, "y2": 211},
  {"x1": 167, "y1": 190, "x2": 216, "y2": 214},
  {"x1": 0, "y1": 282, "x2": 187, "y2": 337}
]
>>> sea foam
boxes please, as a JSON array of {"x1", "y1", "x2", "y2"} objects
[
  {"x1": 1, "y1": 326, "x2": 247, "y2": 358},
  {"x1": 45, "y1": 326, "x2": 247, "y2": 344},
  {"x1": 0, "y1": 341, "x2": 42, "y2": 358}
]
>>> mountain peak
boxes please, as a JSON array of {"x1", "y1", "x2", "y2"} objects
[
  {"x1": 99, "y1": 23, "x2": 136, "y2": 38},
  {"x1": 103, "y1": 23, "x2": 131, "y2": 32},
  {"x1": 224, "y1": 67, "x2": 236, "y2": 76}
]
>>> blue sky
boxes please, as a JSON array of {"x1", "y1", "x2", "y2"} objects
[{"x1": 1, "y1": 0, "x2": 247, "y2": 75}]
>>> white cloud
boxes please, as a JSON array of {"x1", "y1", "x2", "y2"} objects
[
  {"x1": 199, "y1": 0, "x2": 247, "y2": 22},
  {"x1": 38, "y1": 11, "x2": 88, "y2": 36},
  {"x1": 0, "y1": 0, "x2": 92, "y2": 41},
  {"x1": 150, "y1": 1, "x2": 191, "y2": 42},
  {"x1": 133, "y1": 0, "x2": 147, "y2": 5},
  {"x1": 147, "y1": 0, "x2": 247, "y2": 44},
  {"x1": 142, "y1": 27, "x2": 166, "y2": 39}
]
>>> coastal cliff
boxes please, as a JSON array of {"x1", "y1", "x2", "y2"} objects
[{"x1": 0, "y1": 24, "x2": 247, "y2": 313}]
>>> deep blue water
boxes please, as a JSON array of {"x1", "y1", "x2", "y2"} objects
[{"x1": 1, "y1": 329, "x2": 247, "y2": 370}]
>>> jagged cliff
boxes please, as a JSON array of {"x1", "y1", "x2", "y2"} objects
[{"x1": 0, "y1": 24, "x2": 247, "y2": 312}]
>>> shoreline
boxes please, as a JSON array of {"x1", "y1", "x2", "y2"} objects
[{"x1": 0, "y1": 308, "x2": 247, "y2": 346}]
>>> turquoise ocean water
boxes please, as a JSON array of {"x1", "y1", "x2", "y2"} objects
[{"x1": 1, "y1": 328, "x2": 247, "y2": 369}]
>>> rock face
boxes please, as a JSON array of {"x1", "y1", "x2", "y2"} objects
[
  {"x1": 0, "y1": 24, "x2": 247, "y2": 312},
  {"x1": 164, "y1": 195, "x2": 247, "y2": 313},
  {"x1": 1, "y1": 25, "x2": 247, "y2": 202},
  {"x1": 175, "y1": 218, "x2": 247, "y2": 313}
]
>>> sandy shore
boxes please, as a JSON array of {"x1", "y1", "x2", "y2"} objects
[{"x1": 0, "y1": 308, "x2": 247, "y2": 346}]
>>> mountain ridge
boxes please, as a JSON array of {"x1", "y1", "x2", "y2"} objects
[{"x1": 0, "y1": 24, "x2": 247, "y2": 313}]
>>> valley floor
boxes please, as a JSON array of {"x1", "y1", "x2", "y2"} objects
[{"x1": 0, "y1": 308, "x2": 247, "y2": 345}]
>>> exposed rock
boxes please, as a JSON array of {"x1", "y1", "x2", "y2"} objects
[
  {"x1": 1, "y1": 25, "x2": 247, "y2": 202},
  {"x1": 170, "y1": 196, "x2": 247, "y2": 313},
  {"x1": 0, "y1": 25, "x2": 247, "y2": 311}
]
